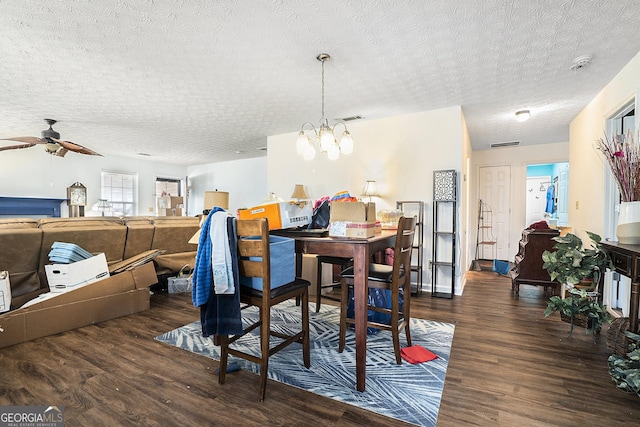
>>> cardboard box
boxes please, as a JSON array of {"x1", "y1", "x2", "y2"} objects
[
  {"x1": 158, "y1": 196, "x2": 183, "y2": 216},
  {"x1": 45, "y1": 253, "x2": 110, "y2": 292},
  {"x1": 0, "y1": 261, "x2": 157, "y2": 349},
  {"x1": 237, "y1": 202, "x2": 312, "y2": 230},
  {"x1": 329, "y1": 202, "x2": 377, "y2": 238},
  {"x1": 158, "y1": 208, "x2": 183, "y2": 216},
  {"x1": 239, "y1": 235, "x2": 295, "y2": 290},
  {"x1": 0, "y1": 271, "x2": 10, "y2": 314}
]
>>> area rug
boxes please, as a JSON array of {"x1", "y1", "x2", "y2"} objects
[{"x1": 155, "y1": 300, "x2": 454, "y2": 427}]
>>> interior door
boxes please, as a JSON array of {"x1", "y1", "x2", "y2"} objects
[
  {"x1": 525, "y1": 177, "x2": 550, "y2": 226},
  {"x1": 478, "y1": 165, "x2": 511, "y2": 261},
  {"x1": 557, "y1": 170, "x2": 569, "y2": 225}
]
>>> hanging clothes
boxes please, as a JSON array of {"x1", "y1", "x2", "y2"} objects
[
  {"x1": 192, "y1": 208, "x2": 243, "y2": 337},
  {"x1": 545, "y1": 184, "x2": 555, "y2": 214}
]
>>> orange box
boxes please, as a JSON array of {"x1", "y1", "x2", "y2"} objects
[{"x1": 237, "y1": 202, "x2": 312, "y2": 230}]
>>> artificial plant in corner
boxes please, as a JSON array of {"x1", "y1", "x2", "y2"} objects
[
  {"x1": 544, "y1": 288, "x2": 611, "y2": 337},
  {"x1": 608, "y1": 331, "x2": 640, "y2": 398},
  {"x1": 542, "y1": 231, "x2": 613, "y2": 288}
]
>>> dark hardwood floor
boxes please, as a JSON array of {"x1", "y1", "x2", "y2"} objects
[{"x1": 1, "y1": 271, "x2": 640, "y2": 426}]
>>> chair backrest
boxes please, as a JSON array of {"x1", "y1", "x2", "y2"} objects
[
  {"x1": 236, "y1": 218, "x2": 272, "y2": 294},
  {"x1": 391, "y1": 216, "x2": 417, "y2": 288}
]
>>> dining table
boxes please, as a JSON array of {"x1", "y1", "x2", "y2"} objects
[{"x1": 272, "y1": 228, "x2": 397, "y2": 392}]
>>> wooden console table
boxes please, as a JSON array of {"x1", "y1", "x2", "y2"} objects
[{"x1": 601, "y1": 241, "x2": 640, "y2": 334}]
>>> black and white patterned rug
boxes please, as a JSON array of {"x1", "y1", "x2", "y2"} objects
[{"x1": 155, "y1": 300, "x2": 454, "y2": 427}]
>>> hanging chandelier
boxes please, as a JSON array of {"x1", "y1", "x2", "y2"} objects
[{"x1": 296, "y1": 53, "x2": 354, "y2": 160}]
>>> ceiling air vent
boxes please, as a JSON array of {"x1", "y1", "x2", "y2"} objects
[
  {"x1": 490, "y1": 141, "x2": 520, "y2": 148},
  {"x1": 338, "y1": 115, "x2": 364, "y2": 122}
]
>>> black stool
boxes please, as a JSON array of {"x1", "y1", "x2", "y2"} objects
[{"x1": 315, "y1": 256, "x2": 352, "y2": 312}]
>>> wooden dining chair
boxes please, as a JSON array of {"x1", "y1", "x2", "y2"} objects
[
  {"x1": 338, "y1": 216, "x2": 417, "y2": 364},
  {"x1": 217, "y1": 218, "x2": 311, "y2": 401},
  {"x1": 315, "y1": 255, "x2": 352, "y2": 312}
]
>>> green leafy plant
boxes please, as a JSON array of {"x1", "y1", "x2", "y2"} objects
[
  {"x1": 542, "y1": 231, "x2": 613, "y2": 286},
  {"x1": 608, "y1": 332, "x2": 640, "y2": 398},
  {"x1": 544, "y1": 288, "x2": 612, "y2": 337}
]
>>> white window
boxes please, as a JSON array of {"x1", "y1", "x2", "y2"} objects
[{"x1": 101, "y1": 171, "x2": 137, "y2": 216}]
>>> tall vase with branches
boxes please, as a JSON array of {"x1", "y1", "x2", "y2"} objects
[{"x1": 596, "y1": 131, "x2": 640, "y2": 244}]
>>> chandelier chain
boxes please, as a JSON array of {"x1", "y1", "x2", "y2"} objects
[
  {"x1": 296, "y1": 52, "x2": 353, "y2": 160},
  {"x1": 321, "y1": 57, "x2": 325, "y2": 122}
]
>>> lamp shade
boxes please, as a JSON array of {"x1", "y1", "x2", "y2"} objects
[
  {"x1": 204, "y1": 191, "x2": 229, "y2": 210},
  {"x1": 291, "y1": 184, "x2": 309, "y2": 199},
  {"x1": 361, "y1": 180, "x2": 378, "y2": 197}
]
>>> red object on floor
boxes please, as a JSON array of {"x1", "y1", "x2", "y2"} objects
[{"x1": 401, "y1": 345, "x2": 438, "y2": 364}]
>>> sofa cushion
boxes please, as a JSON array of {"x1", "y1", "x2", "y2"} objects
[
  {"x1": 0, "y1": 228, "x2": 44, "y2": 300},
  {"x1": 38, "y1": 217, "x2": 125, "y2": 228},
  {"x1": 0, "y1": 218, "x2": 39, "y2": 229}
]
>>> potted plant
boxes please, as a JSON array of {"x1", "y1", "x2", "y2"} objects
[
  {"x1": 541, "y1": 231, "x2": 613, "y2": 290},
  {"x1": 542, "y1": 231, "x2": 614, "y2": 337},
  {"x1": 608, "y1": 331, "x2": 640, "y2": 398},
  {"x1": 544, "y1": 288, "x2": 611, "y2": 337}
]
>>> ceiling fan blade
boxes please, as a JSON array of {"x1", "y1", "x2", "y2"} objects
[
  {"x1": 52, "y1": 139, "x2": 102, "y2": 156},
  {"x1": 0, "y1": 136, "x2": 45, "y2": 145},
  {"x1": 0, "y1": 142, "x2": 37, "y2": 152}
]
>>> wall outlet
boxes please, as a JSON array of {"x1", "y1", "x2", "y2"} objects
[{"x1": 148, "y1": 207, "x2": 154, "y2": 212}]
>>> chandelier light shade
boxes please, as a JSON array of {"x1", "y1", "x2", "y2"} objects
[{"x1": 296, "y1": 53, "x2": 354, "y2": 160}]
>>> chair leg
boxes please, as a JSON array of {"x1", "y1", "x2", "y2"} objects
[
  {"x1": 302, "y1": 289, "x2": 311, "y2": 367},
  {"x1": 217, "y1": 334, "x2": 229, "y2": 385},
  {"x1": 404, "y1": 282, "x2": 412, "y2": 348},
  {"x1": 258, "y1": 306, "x2": 270, "y2": 402},
  {"x1": 339, "y1": 279, "x2": 348, "y2": 353},
  {"x1": 391, "y1": 295, "x2": 402, "y2": 365},
  {"x1": 315, "y1": 258, "x2": 323, "y2": 313}
]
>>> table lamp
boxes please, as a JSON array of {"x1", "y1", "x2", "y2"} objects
[
  {"x1": 204, "y1": 190, "x2": 229, "y2": 210},
  {"x1": 291, "y1": 184, "x2": 309, "y2": 201},
  {"x1": 361, "y1": 180, "x2": 379, "y2": 203}
]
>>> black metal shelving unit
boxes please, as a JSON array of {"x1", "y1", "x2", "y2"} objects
[{"x1": 431, "y1": 170, "x2": 457, "y2": 299}]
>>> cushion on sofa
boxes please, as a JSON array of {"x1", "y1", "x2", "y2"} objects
[
  {"x1": 0, "y1": 228, "x2": 44, "y2": 300},
  {"x1": 0, "y1": 218, "x2": 39, "y2": 229},
  {"x1": 38, "y1": 217, "x2": 125, "y2": 228}
]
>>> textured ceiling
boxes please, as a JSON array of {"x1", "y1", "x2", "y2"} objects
[{"x1": 0, "y1": 1, "x2": 639, "y2": 166}]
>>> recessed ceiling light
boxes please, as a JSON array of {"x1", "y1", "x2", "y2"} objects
[{"x1": 515, "y1": 110, "x2": 530, "y2": 122}]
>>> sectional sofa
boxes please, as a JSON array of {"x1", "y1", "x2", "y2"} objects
[{"x1": 0, "y1": 216, "x2": 200, "y2": 308}]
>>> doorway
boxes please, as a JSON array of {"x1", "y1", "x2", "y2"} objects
[
  {"x1": 477, "y1": 165, "x2": 511, "y2": 261},
  {"x1": 525, "y1": 163, "x2": 569, "y2": 227}
]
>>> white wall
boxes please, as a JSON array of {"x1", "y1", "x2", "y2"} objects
[
  {"x1": 471, "y1": 141, "x2": 570, "y2": 261},
  {"x1": 0, "y1": 148, "x2": 187, "y2": 216},
  {"x1": 186, "y1": 157, "x2": 268, "y2": 215},
  {"x1": 570, "y1": 50, "x2": 640, "y2": 240},
  {"x1": 268, "y1": 107, "x2": 467, "y2": 294}
]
